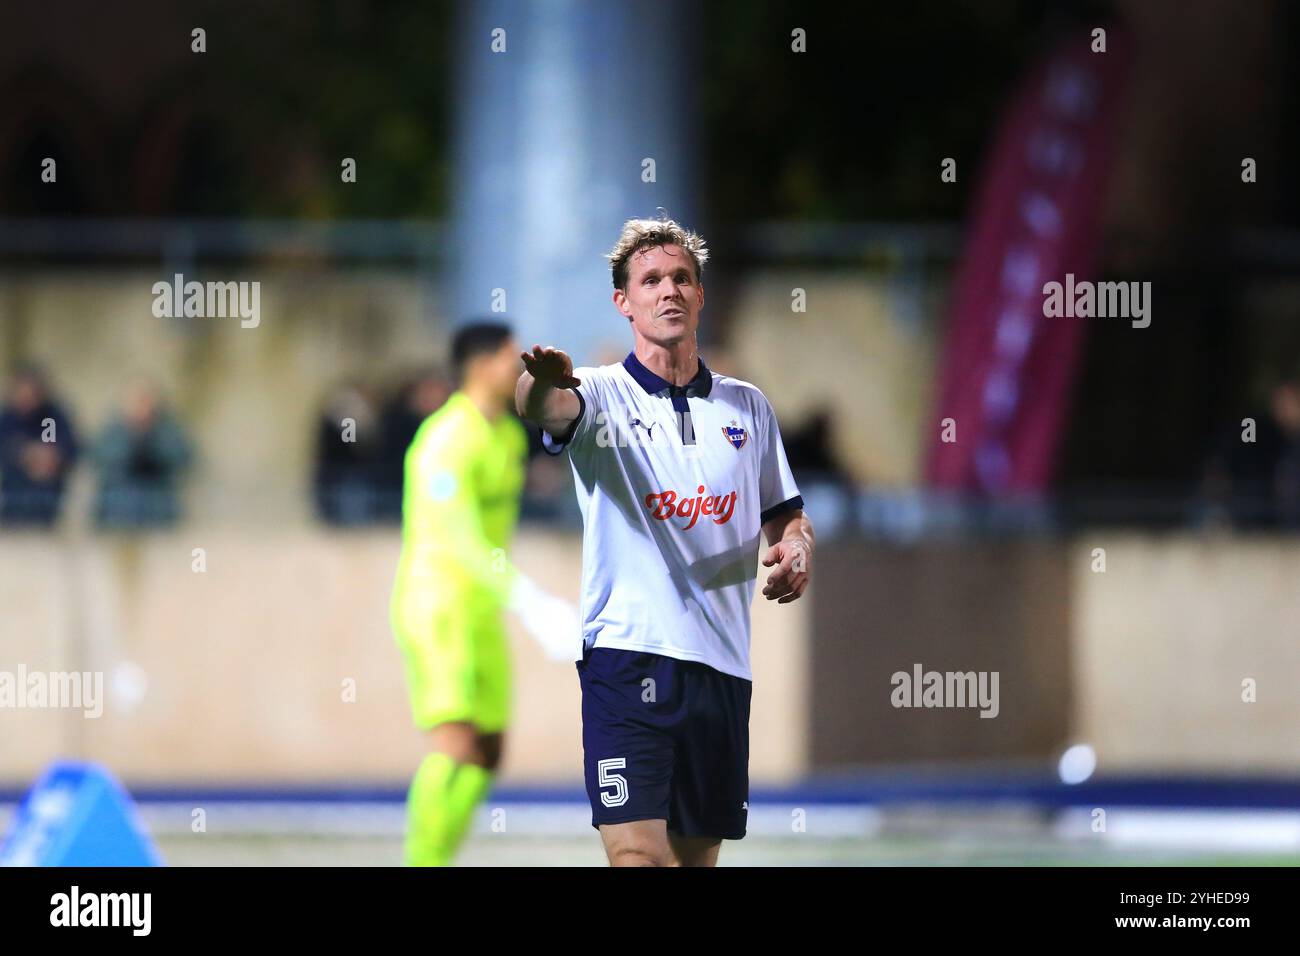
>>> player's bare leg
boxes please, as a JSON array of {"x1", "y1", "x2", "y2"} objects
[
  {"x1": 475, "y1": 731, "x2": 503, "y2": 771},
  {"x1": 426, "y1": 723, "x2": 502, "y2": 768},
  {"x1": 429, "y1": 721, "x2": 479, "y2": 762},
  {"x1": 667, "y1": 832, "x2": 721, "y2": 867},
  {"x1": 598, "y1": 819, "x2": 676, "y2": 867}
]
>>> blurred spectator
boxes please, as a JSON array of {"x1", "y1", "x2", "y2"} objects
[
  {"x1": 1203, "y1": 375, "x2": 1300, "y2": 529},
  {"x1": 377, "y1": 368, "x2": 452, "y2": 521},
  {"x1": 783, "y1": 405, "x2": 855, "y2": 539},
  {"x1": 0, "y1": 365, "x2": 79, "y2": 528},
  {"x1": 314, "y1": 381, "x2": 384, "y2": 525},
  {"x1": 93, "y1": 380, "x2": 193, "y2": 529},
  {"x1": 784, "y1": 405, "x2": 851, "y2": 487}
]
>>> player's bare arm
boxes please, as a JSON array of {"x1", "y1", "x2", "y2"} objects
[
  {"x1": 515, "y1": 344, "x2": 582, "y2": 437},
  {"x1": 760, "y1": 509, "x2": 814, "y2": 603}
]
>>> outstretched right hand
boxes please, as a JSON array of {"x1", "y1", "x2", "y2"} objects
[{"x1": 520, "y1": 345, "x2": 581, "y2": 389}]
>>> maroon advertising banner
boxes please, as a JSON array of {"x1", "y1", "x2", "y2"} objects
[{"x1": 925, "y1": 32, "x2": 1130, "y2": 493}]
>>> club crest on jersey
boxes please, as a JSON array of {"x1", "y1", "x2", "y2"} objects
[{"x1": 722, "y1": 420, "x2": 748, "y2": 450}]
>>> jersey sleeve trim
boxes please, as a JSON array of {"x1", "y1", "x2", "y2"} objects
[
  {"x1": 760, "y1": 494, "x2": 804, "y2": 527},
  {"x1": 540, "y1": 388, "x2": 586, "y2": 456}
]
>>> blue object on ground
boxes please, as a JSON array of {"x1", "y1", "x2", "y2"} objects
[{"x1": 0, "y1": 760, "x2": 162, "y2": 866}]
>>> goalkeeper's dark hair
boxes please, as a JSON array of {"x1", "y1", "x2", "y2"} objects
[{"x1": 451, "y1": 321, "x2": 513, "y2": 379}]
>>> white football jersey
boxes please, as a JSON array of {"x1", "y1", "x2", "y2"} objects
[{"x1": 542, "y1": 352, "x2": 803, "y2": 680}]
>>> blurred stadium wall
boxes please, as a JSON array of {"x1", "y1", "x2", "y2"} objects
[
  {"x1": 0, "y1": 263, "x2": 936, "y2": 509},
  {"x1": 0, "y1": 528, "x2": 809, "y2": 784},
  {"x1": 5, "y1": 525, "x2": 1300, "y2": 787}
]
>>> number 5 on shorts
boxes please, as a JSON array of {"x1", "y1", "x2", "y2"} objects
[{"x1": 597, "y1": 757, "x2": 629, "y2": 807}]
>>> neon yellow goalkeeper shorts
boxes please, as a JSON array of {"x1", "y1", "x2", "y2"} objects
[{"x1": 394, "y1": 602, "x2": 511, "y2": 734}]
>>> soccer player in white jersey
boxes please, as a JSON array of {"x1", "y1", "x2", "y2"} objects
[{"x1": 516, "y1": 217, "x2": 814, "y2": 867}]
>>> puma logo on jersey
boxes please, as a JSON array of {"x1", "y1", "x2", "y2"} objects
[
  {"x1": 629, "y1": 417, "x2": 658, "y2": 441},
  {"x1": 644, "y1": 485, "x2": 738, "y2": 529}
]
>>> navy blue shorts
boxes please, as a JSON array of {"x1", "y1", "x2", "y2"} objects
[{"x1": 576, "y1": 646, "x2": 752, "y2": 840}]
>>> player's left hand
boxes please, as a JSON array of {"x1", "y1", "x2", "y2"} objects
[
  {"x1": 760, "y1": 539, "x2": 810, "y2": 604},
  {"x1": 509, "y1": 573, "x2": 583, "y2": 661}
]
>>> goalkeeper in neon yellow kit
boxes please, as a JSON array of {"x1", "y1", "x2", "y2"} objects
[{"x1": 391, "y1": 321, "x2": 578, "y2": 867}]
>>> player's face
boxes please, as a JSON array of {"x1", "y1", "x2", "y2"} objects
[{"x1": 614, "y1": 244, "x2": 703, "y2": 348}]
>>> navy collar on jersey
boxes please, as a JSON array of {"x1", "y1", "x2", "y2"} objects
[{"x1": 622, "y1": 351, "x2": 714, "y2": 398}]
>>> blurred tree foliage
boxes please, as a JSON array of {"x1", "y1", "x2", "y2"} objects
[
  {"x1": 182, "y1": 0, "x2": 455, "y2": 218},
  {"x1": 698, "y1": 0, "x2": 1054, "y2": 221},
  {"x1": 187, "y1": 0, "x2": 1060, "y2": 221},
  {"x1": 13, "y1": 0, "x2": 1087, "y2": 220}
]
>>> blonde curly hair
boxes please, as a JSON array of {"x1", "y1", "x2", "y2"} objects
[{"x1": 606, "y1": 216, "x2": 709, "y2": 290}]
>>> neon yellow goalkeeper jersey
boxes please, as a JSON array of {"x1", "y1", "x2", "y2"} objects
[{"x1": 390, "y1": 392, "x2": 529, "y2": 639}]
